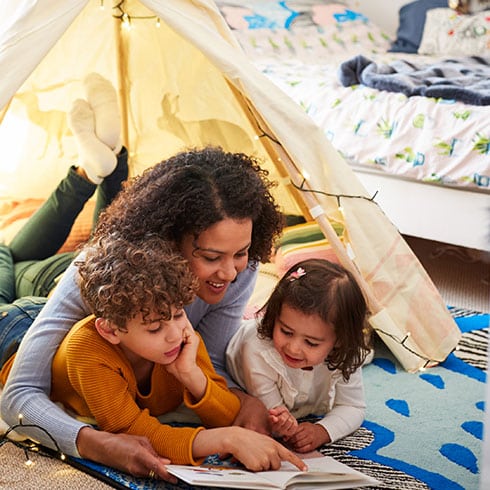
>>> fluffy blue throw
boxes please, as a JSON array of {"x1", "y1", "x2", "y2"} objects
[{"x1": 338, "y1": 55, "x2": 490, "y2": 105}]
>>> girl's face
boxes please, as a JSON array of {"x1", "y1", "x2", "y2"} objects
[
  {"x1": 112, "y1": 307, "x2": 190, "y2": 366},
  {"x1": 272, "y1": 303, "x2": 337, "y2": 369},
  {"x1": 180, "y1": 218, "x2": 252, "y2": 305}
]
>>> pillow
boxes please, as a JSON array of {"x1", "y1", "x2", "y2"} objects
[
  {"x1": 418, "y1": 8, "x2": 490, "y2": 55},
  {"x1": 274, "y1": 221, "x2": 342, "y2": 276},
  {"x1": 217, "y1": 1, "x2": 360, "y2": 31},
  {"x1": 390, "y1": 0, "x2": 449, "y2": 53},
  {"x1": 227, "y1": 3, "x2": 391, "y2": 60}
]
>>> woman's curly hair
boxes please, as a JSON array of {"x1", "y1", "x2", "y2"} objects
[
  {"x1": 77, "y1": 234, "x2": 199, "y2": 330},
  {"x1": 257, "y1": 258, "x2": 371, "y2": 380},
  {"x1": 93, "y1": 146, "x2": 284, "y2": 264}
]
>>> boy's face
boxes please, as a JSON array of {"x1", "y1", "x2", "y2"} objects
[
  {"x1": 272, "y1": 303, "x2": 337, "y2": 370},
  {"x1": 114, "y1": 307, "x2": 190, "y2": 365}
]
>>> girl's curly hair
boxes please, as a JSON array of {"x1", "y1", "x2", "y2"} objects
[
  {"x1": 77, "y1": 234, "x2": 199, "y2": 330},
  {"x1": 93, "y1": 146, "x2": 284, "y2": 264},
  {"x1": 257, "y1": 258, "x2": 371, "y2": 380}
]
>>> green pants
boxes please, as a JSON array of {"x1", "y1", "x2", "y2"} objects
[{"x1": 0, "y1": 148, "x2": 128, "y2": 303}]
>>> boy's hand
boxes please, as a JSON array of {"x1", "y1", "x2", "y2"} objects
[
  {"x1": 165, "y1": 324, "x2": 207, "y2": 401},
  {"x1": 268, "y1": 406, "x2": 298, "y2": 438},
  {"x1": 166, "y1": 323, "x2": 200, "y2": 377},
  {"x1": 287, "y1": 422, "x2": 330, "y2": 453}
]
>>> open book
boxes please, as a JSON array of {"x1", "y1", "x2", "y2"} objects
[{"x1": 167, "y1": 455, "x2": 379, "y2": 489}]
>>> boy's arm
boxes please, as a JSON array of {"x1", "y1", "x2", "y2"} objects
[
  {"x1": 62, "y1": 330, "x2": 207, "y2": 466},
  {"x1": 183, "y1": 335, "x2": 241, "y2": 427}
]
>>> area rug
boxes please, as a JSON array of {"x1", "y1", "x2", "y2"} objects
[{"x1": 23, "y1": 307, "x2": 490, "y2": 489}]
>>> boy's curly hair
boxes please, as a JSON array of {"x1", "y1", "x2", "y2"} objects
[
  {"x1": 93, "y1": 146, "x2": 284, "y2": 264},
  {"x1": 77, "y1": 234, "x2": 198, "y2": 330},
  {"x1": 257, "y1": 258, "x2": 371, "y2": 380}
]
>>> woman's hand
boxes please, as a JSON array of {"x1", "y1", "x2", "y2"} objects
[
  {"x1": 231, "y1": 389, "x2": 270, "y2": 434},
  {"x1": 76, "y1": 426, "x2": 177, "y2": 482},
  {"x1": 193, "y1": 426, "x2": 308, "y2": 472},
  {"x1": 268, "y1": 406, "x2": 298, "y2": 438},
  {"x1": 286, "y1": 422, "x2": 331, "y2": 453}
]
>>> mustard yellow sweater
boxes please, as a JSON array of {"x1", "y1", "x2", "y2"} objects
[{"x1": 49, "y1": 316, "x2": 240, "y2": 465}]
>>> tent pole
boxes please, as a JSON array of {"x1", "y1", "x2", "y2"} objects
[
  {"x1": 226, "y1": 83, "x2": 312, "y2": 220},
  {"x1": 113, "y1": 11, "x2": 129, "y2": 150},
  {"x1": 273, "y1": 144, "x2": 383, "y2": 315},
  {"x1": 234, "y1": 98, "x2": 382, "y2": 314}
]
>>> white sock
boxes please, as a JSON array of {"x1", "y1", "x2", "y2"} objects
[
  {"x1": 68, "y1": 99, "x2": 117, "y2": 185},
  {"x1": 83, "y1": 73, "x2": 122, "y2": 153}
]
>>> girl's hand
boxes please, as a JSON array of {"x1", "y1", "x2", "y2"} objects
[
  {"x1": 286, "y1": 422, "x2": 331, "y2": 453},
  {"x1": 268, "y1": 406, "x2": 298, "y2": 438}
]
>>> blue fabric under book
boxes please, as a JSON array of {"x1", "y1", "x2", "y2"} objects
[{"x1": 390, "y1": 0, "x2": 449, "y2": 53}]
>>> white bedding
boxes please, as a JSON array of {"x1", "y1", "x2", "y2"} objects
[{"x1": 241, "y1": 47, "x2": 490, "y2": 192}]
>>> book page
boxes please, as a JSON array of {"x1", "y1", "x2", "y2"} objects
[
  {"x1": 256, "y1": 456, "x2": 375, "y2": 487},
  {"x1": 167, "y1": 465, "x2": 279, "y2": 489},
  {"x1": 168, "y1": 456, "x2": 379, "y2": 489}
]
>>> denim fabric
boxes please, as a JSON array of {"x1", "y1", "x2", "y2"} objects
[{"x1": 0, "y1": 296, "x2": 46, "y2": 368}]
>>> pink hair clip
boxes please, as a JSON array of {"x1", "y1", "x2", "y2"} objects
[{"x1": 288, "y1": 267, "x2": 306, "y2": 281}]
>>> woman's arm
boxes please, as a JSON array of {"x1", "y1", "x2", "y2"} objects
[{"x1": 1, "y1": 261, "x2": 90, "y2": 455}]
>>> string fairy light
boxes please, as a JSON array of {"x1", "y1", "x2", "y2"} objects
[
  {"x1": 0, "y1": 414, "x2": 66, "y2": 468},
  {"x1": 112, "y1": 1, "x2": 162, "y2": 29}
]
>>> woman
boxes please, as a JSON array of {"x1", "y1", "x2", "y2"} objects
[{"x1": 1, "y1": 145, "x2": 286, "y2": 480}]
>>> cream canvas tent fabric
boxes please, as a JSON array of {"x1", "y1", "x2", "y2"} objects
[{"x1": 0, "y1": 0, "x2": 461, "y2": 372}]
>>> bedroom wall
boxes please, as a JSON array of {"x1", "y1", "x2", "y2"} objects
[{"x1": 351, "y1": 0, "x2": 411, "y2": 38}]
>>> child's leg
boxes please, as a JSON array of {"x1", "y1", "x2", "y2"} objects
[
  {"x1": 93, "y1": 147, "x2": 129, "y2": 225},
  {"x1": 14, "y1": 252, "x2": 75, "y2": 298},
  {"x1": 0, "y1": 245, "x2": 15, "y2": 305},
  {"x1": 83, "y1": 73, "x2": 126, "y2": 224},
  {"x1": 8, "y1": 168, "x2": 96, "y2": 262},
  {"x1": 0, "y1": 297, "x2": 47, "y2": 373}
]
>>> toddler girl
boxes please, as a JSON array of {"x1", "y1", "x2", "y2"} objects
[{"x1": 226, "y1": 258, "x2": 371, "y2": 453}]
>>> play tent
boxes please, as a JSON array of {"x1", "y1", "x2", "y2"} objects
[{"x1": 0, "y1": 0, "x2": 461, "y2": 372}]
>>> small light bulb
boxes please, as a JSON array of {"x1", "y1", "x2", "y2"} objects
[{"x1": 156, "y1": 18, "x2": 161, "y2": 28}]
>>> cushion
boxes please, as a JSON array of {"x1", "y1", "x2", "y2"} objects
[
  {"x1": 418, "y1": 8, "x2": 490, "y2": 55},
  {"x1": 274, "y1": 221, "x2": 342, "y2": 276},
  {"x1": 448, "y1": 0, "x2": 490, "y2": 14},
  {"x1": 390, "y1": 0, "x2": 449, "y2": 53}
]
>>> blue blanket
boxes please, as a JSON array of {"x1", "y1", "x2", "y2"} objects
[{"x1": 338, "y1": 55, "x2": 490, "y2": 105}]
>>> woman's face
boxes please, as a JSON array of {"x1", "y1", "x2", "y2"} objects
[{"x1": 180, "y1": 218, "x2": 253, "y2": 304}]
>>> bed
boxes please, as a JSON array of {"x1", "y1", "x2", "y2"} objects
[{"x1": 215, "y1": 0, "x2": 490, "y2": 252}]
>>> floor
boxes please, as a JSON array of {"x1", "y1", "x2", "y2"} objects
[{"x1": 404, "y1": 235, "x2": 489, "y2": 314}]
